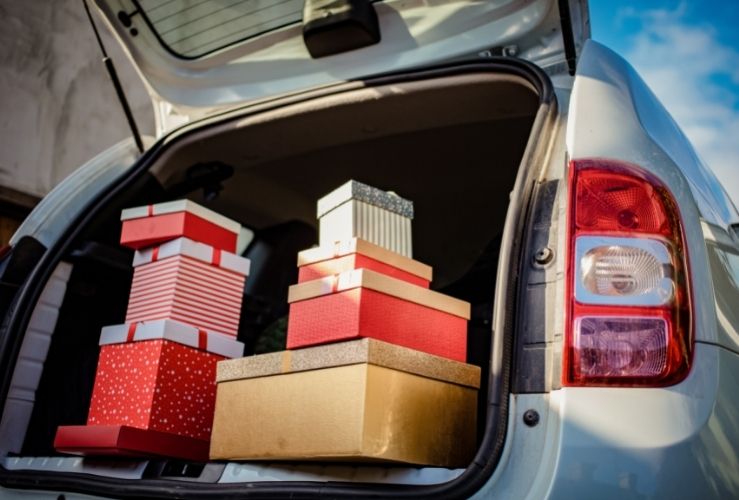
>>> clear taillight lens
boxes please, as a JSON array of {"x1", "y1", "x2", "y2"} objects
[
  {"x1": 565, "y1": 160, "x2": 692, "y2": 387},
  {"x1": 576, "y1": 237, "x2": 674, "y2": 306}
]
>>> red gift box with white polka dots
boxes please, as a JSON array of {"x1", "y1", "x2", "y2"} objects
[{"x1": 86, "y1": 338, "x2": 223, "y2": 442}]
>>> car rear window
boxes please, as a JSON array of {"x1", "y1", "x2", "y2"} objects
[{"x1": 139, "y1": 0, "x2": 304, "y2": 58}]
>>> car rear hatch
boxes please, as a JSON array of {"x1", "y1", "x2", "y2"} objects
[
  {"x1": 0, "y1": 1, "x2": 585, "y2": 498},
  {"x1": 93, "y1": 0, "x2": 588, "y2": 133}
]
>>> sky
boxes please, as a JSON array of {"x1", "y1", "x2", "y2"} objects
[{"x1": 590, "y1": 0, "x2": 739, "y2": 208}]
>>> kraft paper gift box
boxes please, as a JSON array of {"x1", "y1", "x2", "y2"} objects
[
  {"x1": 55, "y1": 319, "x2": 244, "y2": 461},
  {"x1": 317, "y1": 180, "x2": 414, "y2": 257},
  {"x1": 120, "y1": 199, "x2": 241, "y2": 251},
  {"x1": 210, "y1": 338, "x2": 480, "y2": 467},
  {"x1": 287, "y1": 269, "x2": 470, "y2": 362},
  {"x1": 297, "y1": 237, "x2": 432, "y2": 288},
  {"x1": 126, "y1": 237, "x2": 250, "y2": 337}
]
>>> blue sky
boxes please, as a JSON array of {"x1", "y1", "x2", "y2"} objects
[{"x1": 590, "y1": 0, "x2": 739, "y2": 206}]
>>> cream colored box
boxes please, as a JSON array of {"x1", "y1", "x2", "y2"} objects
[
  {"x1": 210, "y1": 339, "x2": 480, "y2": 467},
  {"x1": 317, "y1": 180, "x2": 414, "y2": 257}
]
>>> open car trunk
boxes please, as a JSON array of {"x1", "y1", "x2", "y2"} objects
[{"x1": 0, "y1": 61, "x2": 554, "y2": 497}]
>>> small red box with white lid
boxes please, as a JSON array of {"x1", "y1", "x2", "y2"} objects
[
  {"x1": 120, "y1": 199, "x2": 241, "y2": 251},
  {"x1": 126, "y1": 237, "x2": 250, "y2": 337},
  {"x1": 297, "y1": 238, "x2": 432, "y2": 288},
  {"x1": 286, "y1": 268, "x2": 470, "y2": 362},
  {"x1": 55, "y1": 319, "x2": 244, "y2": 461}
]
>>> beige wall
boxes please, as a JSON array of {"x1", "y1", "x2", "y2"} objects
[{"x1": 0, "y1": 1, "x2": 154, "y2": 200}]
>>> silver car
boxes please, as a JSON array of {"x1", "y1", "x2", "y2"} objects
[{"x1": 0, "y1": 0, "x2": 738, "y2": 498}]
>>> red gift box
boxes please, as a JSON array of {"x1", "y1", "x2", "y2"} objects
[
  {"x1": 120, "y1": 200, "x2": 241, "y2": 250},
  {"x1": 54, "y1": 425, "x2": 210, "y2": 462},
  {"x1": 54, "y1": 319, "x2": 239, "y2": 461},
  {"x1": 56, "y1": 339, "x2": 221, "y2": 459},
  {"x1": 89, "y1": 339, "x2": 221, "y2": 439},
  {"x1": 125, "y1": 239, "x2": 249, "y2": 337},
  {"x1": 286, "y1": 269, "x2": 470, "y2": 361},
  {"x1": 297, "y1": 238, "x2": 432, "y2": 287}
]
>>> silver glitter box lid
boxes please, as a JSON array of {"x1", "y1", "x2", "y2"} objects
[{"x1": 316, "y1": 180, "x2": 414, "y2": 219}]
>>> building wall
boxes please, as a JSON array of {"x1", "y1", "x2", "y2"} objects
[
  {"x1": 0, "y1": 1, "x2": 154, "y2": 199},
  {"x1": 0, "y1": 1, "x2": 154, "y2": 244}
]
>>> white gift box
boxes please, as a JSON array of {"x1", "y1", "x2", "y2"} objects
[
  {"x1": 100, "y1": 319, "x2": 245, "y2": 359},
  {"x1": 317, "y1": 180, "x2": 414, "y2": 257}
]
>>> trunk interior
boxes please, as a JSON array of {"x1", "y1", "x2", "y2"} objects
[{"x1": 1, "y1": 70, "x2": 542, "y2": 490}]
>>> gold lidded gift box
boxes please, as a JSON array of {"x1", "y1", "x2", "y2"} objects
[{"x1": 209, "y1": 338, "x2": 480, "y2": 467}]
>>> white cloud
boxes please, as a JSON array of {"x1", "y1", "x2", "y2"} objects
[{"x1": 619, "y1": 3, "x2": 739, "y2": 209}]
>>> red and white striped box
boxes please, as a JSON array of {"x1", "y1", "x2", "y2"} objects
[
  {"x1": 297, "y1": 238, "x2": 432, "y2": 288},
  {"x1": 125, "y1": 238, "x2": 250, "y2": 337},
  {"x1": 120, "y1": 200, "x2": 241, "y2": 251},
  {"x1": 54, "y1": 320, "x2": 244, "y2": 460},
  {"x1": 286, "y1": 269, "x2": 470, "y2": 362}
]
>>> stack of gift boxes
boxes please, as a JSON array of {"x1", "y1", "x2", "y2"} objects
[
  {"x1": 210, "y1": 181, "x2": 481, "y2": 467},
  {"x1": 55, "y1": 200, "x2": 250, "y2": 461}
]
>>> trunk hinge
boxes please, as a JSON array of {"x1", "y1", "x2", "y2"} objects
[
  {"x1": 557, "y1": 0, "x2": 578, "y2": 75},
  {"x1": 82, "y1": 0, "x2": 145, "y2": 154}
]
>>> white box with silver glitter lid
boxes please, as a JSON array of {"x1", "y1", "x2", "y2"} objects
[{"x1": 317, "y1": 180, "x2": 414, "y2": 257}]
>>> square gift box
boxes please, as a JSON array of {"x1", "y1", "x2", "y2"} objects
[
  {"x1": 297, "y1": 238, "x2": 432, "y2": 287},
  {"x1": 287, "y1": 269, "x2": 469, "y2": 362},
  {"x1": 209, "y1": 338, "x2": 480, "y2": 467},
  {"x1": 54, "y1": 320, "x2": 244, "y2": 461},
  {"x1": 120, "y1": 199, "x2": 241, "y2": 251},
  {"x1": 317, "y1": 180, "x2": 414, "y2": 257},
  {"x1": 126, "y1": 237, "x2": 250, "y2": 337}
]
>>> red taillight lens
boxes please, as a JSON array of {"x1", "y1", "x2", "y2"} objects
[
  {"x1": 575, "y1": 168, "x2": 674, "y2": 237},
  {"x1": 565, "y1": 160, "x2": 692, "y2": 387}
]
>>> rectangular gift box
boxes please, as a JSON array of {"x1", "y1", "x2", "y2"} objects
[
  {"x1": 56, "y1": 338, "x2": 224, "y2": 460},
  {"x1": 126, "y1": 242, "x2": 249, "y2": 336},
  {"x1": 54, "y1": 425, "x2": 210, "y2": 462},
  {"x1": 287, "y1": 269, "x2": 470, "y2": 362},
  {"x1": 210, "y1": 338, "x2": 481, "y2": 467},
  {"x1": 55, "y1": 323, "x2": 232, "y2": 461},
  {"x1": 89, "y1": 320, "x2": 242, "y2": 439},
  {"x1": 297, "y1": 238, "x2": 432, "y2": 288},
  {"x1": 317, "y1": 180, "x2": 414, "y2": 257},
  {"x1": 120, "y1": 200, "x2": 241, "y2": 251}
]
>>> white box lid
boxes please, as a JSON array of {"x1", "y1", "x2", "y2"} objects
[
  {"x1": 132, "y1": 237, "x2": 250, "y2": 276},
  {"x1": 100, "y1": 319, "x2": 244, "y2": 359},
  {"x1": 120, "y1": 199, "x2": 241, "y2": 234}
]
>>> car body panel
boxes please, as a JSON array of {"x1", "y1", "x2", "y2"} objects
[
  {"x1": 703, "y1": 222, "x2": 739, "y2": 356},
  {"x1": 566, "y1": 40, "x2": 739, "y2": 349},
  {"x1": 472, "y1": 343, "x2": 739, "y2": 499},
  {"x1": 567, "y1": 41, "x2": 738, "y2": 230},
  {"x1": 545, "y1": 343, "x2": 739, "y2": 499},
  {"x1": 94, "y1": 0, "x2": 587, "y2": 133},
  {"x1": 9, "y1": 137, "x2": 149, "y2": 248}
]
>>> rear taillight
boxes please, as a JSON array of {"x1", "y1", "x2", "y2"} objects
[{"x1": 564, "y1": 159, "x2": 692, "y2": 387}]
